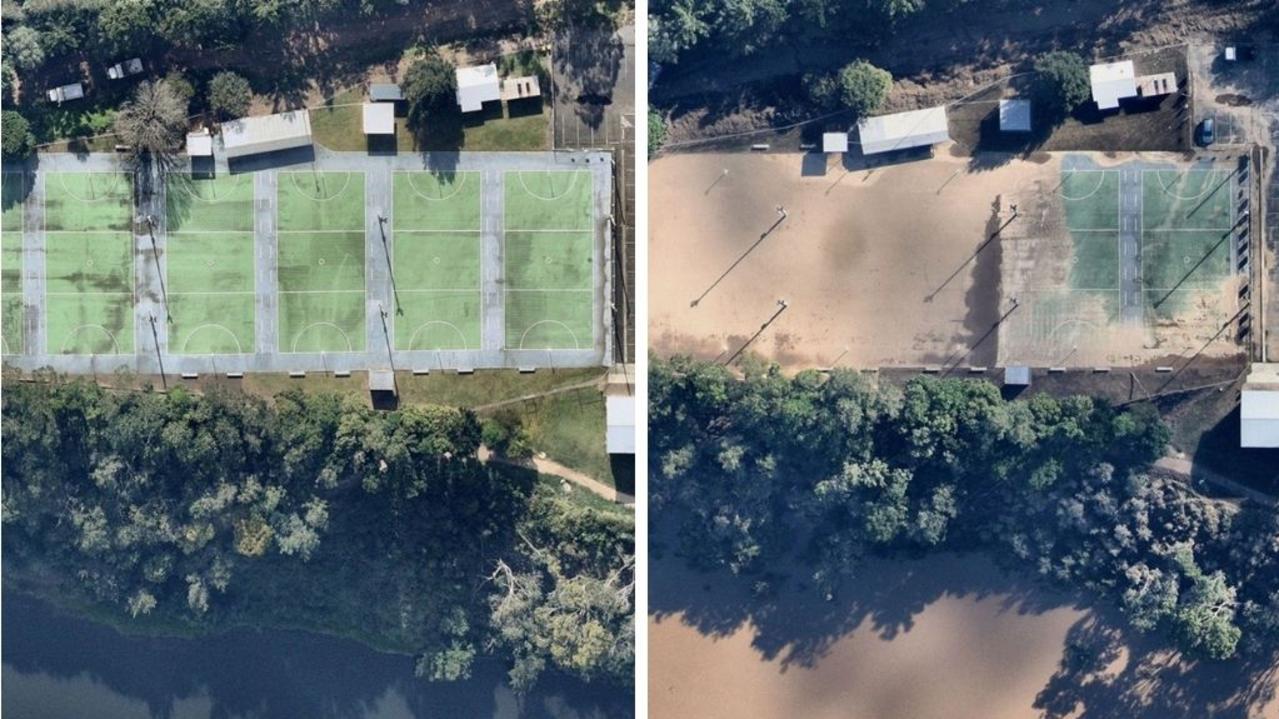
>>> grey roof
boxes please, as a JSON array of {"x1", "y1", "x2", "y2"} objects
[
  {"x1": 369, "y1": 369, "x2": 396, "y2": 393},
  {"x1": 999, "y1": 99, "x2": 1032, "y2": 132},
  {"x1": 369, "y1": 83, "x2": 403, "y2": 102},
  {"x1": 1004, "y1": 366, "x2": 1032, "y2": 386}
]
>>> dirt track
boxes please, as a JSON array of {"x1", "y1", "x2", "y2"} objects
[{"x1": 655, "y1": 0, "x2": 1273, "y2": 145}]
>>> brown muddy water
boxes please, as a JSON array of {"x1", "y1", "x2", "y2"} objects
[{"x1": 650, "y1": 552, "x2": 1279, "y2": 719}]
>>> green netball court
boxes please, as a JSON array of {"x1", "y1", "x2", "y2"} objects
[
  {"x1": 504, "y1": 170, "x2": 594, "y2": 350},
  {"x1": 1140, "y1": 168, "x2": 1234, "y2": 318},
  {"x1": 392, "y1": 171, "x2": 482, "y2": 350},
  {"x1": 3, "y1": 171, "x2": 26, "y2": 355},
  {"x1": 277, "y1": 171, "x2": 366, "y2": 353},
  {"x1": 165, "y1": 173, "x2": 256, "y2": 354},
  {"x1": 44, "y1": 172, "x2": 135, "y2": 355}
]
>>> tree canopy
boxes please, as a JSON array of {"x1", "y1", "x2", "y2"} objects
[
  {"x1": 1033, "y1": 50, "x2": 1091, "y2": 118},
  {"x1": 2, "y1": 110, "x2": 36, "y2": 158},
  {"x1": 2, "y1": 377, "x2": 634, "y2": 692},
  {"x1": 207, "y1": 71, "x2": 252, "y2": 120},
  {"x1": 113, "y1": 79, "x2": 189, "y2": 165},
  {"x1": 404, "y1": 54, "x2": 458, "y2": 135},
  {"x1": 651, "y1": 356, "x2": 1279, "y2": 661}
]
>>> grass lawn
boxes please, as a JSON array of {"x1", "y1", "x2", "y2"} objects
[
  {"x1": 514, "y1": 386, "x2": 618, "y2": 490},
  {"x1": 310, "y1": 89, "x2": 549, "y2": 152}
]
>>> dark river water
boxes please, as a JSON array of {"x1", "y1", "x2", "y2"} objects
[{"x1": 2, "y1": 591, "x2": 632, "y2": 719}]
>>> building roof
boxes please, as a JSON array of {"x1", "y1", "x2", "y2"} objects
[
  {"x1": 606, "y1": 394, "x2": 635, "y2": 454},
  {"x1": 1242, "y1": 364, "x2": 1279, "y2": 448},
  {"x1": 500, "y1": 75, "x2": 541, "y2": 102},
  {"x1": 822, "y1": 132, "x2": 849, "y2": 153},
  {"x1": 1004, "y1": 366, "x2": 1032, "y2": 386},
  {"x1": 369, "y1": 83, "x2": 403, "y2": 102},
  {"x1": 369, "y1": 369, "x2": 396, "y2": 393},
  {"x1": 362, "y1": 102, "x2": 395, "y2": 134},
  {"x1": 999, "y1": 99, "x2": 1032, "y2": 132},
  {"x1": 1136, "y1": 72, "x2": 1177, "y2": 98},
  {"x1": 1090, "y1": 61, "x2": 1137, "y2": 110},
  {"x1": 186, "y1": 131, "x2": 214, "y2": 156},
  {"x1": 456, "y1": 64, "x2": 500, "y2": 113},
  {"x1": 856, "y1": 106, "x2": 950, "y2": 155},
  {"x1": 47, "y1": 83, "x2": 84, "y2": 102},
  {"x1": 221, "y1": 110, "x2": 313, "y2": 159}
]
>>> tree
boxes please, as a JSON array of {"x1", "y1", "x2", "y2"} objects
[
  {"x1": 835, "y1": 60, "x2": 892, "y2": 116},
  {"x1": 113, "y1": 79, "x2": 189, "y2": 166},
  {"x1": 98, "y1": 0, "x2": 157, "y2": 55},
  {"x1": 207, "y1": 71, "x2": 252, "y2": 119},
  {"x1": 6, "y1": 27, "x2": 46, "y2": 71},
  {"x1": 1033, "y1": 50, "x2": 1091, "y2": 118},
  {"x1": 648, "y1": 109, "x2": 667, "y2": 158},
  {"x1": 403, "y1": 54, "x2": 457, "y2": 135},
  {"x1": 1, "y1": 111, "x2": 35, "y2": 158}
]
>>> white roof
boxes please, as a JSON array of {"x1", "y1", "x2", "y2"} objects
[
  {"x1": 1090, "y1": 61, "x2": 1137, "y2": 110},
  {"x1": 606, "y1": 394, "x2": 635, "y2": 454},
  {"x1": 1242, "y1": 389, "x2": 1279, "y2": 448},
  {"x1": 999, "y1": 99, "x2": 1032, "y2": 132},
  {"x1": 186, "y1": 131, "x2": 213, "y2": 156},
  {"x1": 822, "y1": 132, "x2": 849, "y2": 153},
  {"x1": 856, "y1": 106, "x2": 950, "y2": 155},
  {"x1": 456, "y1": 64, "x2": 500, "y2": 113},
  {"x1": 221, "y1": 110, "x2": 312, "y2": 159},
  {"x1": 362, "y1": 102, "x2": 394, "y2": 134}
]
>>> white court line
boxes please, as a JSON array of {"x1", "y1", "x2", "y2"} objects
[{"x1": 400, "y1": 171, "x2": 477, "y2": 202}]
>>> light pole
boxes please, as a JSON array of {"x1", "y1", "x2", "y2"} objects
[
  {"x1": 377, "y1": 210, "x2": 403, "y2": 316},
  {"x1": 146, "y1": 215, "x2": 171, "y2": 322},
  {"x1": 148, "y1": 313, "x2": 167, "y2": 390},
  {"x1": 724, "y1": 299, "x2": 789, "y2": 366}
]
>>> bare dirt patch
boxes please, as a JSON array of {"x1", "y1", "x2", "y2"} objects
[{"x1": 649, "y1": 150, "x2": 1056, "y2": 369}]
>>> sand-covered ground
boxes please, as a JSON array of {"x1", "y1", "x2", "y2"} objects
[
  {"x1": 650, "y1": 553, "x2": 1279, "y2": 719},
  {"x1": 650, "y1": 150, "x2": 1246, "y2": 370},
  {"x1": 650, "y1": 150, "x2": 1051, "y2": 368}
]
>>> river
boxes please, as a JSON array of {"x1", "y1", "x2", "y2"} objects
[
  {"x1": 2, "y1": 590, "x2": 631, "y2": 719},
  {"x1": 650, "y1": 551, "x2": 1279, "y2": 719}
]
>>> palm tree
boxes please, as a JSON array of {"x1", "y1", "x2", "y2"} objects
[{"x1": 114, "y1": 80, "x2": 189, "y2": 169}]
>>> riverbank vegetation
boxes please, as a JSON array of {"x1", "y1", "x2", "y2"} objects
[
  {"x1": 1, "y1": 375, "x2": 633, "y2": 693},
  {"x1": 650, "y1": 356, "x2": 1279, "y2": 662}
]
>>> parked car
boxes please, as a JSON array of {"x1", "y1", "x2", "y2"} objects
[
  {"x1": 46, "y1": 82, "x2": 85, "y2": 104},
  {"x1": 1198, "y1": 117, "x2": 1216, "y2": 146}
]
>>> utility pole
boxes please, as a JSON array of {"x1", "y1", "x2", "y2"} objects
[{"x1": 724, "y1": 299, "x2": 789, "y2": 366}]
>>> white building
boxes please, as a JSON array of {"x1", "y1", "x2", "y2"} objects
[
  {"x1": 220, "y1": 110, "x2": 313, "y2": 159},
  {"x1": 605, "y1": 365, "x2": 635, "y2": 455},
  {"x1": 186, "y1": 130, "x2": 214, "y2": 157},
  {"x1": 856, "y1": 106, "x2": 950, "y2": 155},
  {"x1": 1242, "y1": 364, "x2": 1279, "y2": 449},
  {"x1": 999, "y1": 99, "x2": 1032, "y2": 132},
  {"x1": 1089, "y1": 61, "x2": 1137, "y2": 110},
  {"x1": 456, "y1": 64, "x2": 500, "y2": 113},
  {"x1": 362, "y1": 102, "x2": 395, "y2": 135},
  {"x1": 822, "y1": 132, "x2": 849, "y2": 153}
]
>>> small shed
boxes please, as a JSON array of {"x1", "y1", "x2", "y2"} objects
[
  {"x1": 221, "y1": 110, "x2": 313, "y2": 159},
  {"x1": 1242, "y1": 364, "x2": 1279, "y2": 448},
  {"x1": 1004, "y1": 366, "x2": 1032, "y2": 387},
  {"x1": 999, "y1": 99, "x2": 1032, "y2": 132},
  {"x1": 369, "y1": 83, "x2": 403, "y2": 102},
  {"x1": 1136, "y1": 72, "x2": 1177, "y2": 98},
  {"x1": 605, "y1": 364, "x2": 635, "y2": 455},
  {"x1": 456, "y1": 64, "x2": 500, "y2": 113},
  {"x1": 856, "y1": 106, "x2": 950, "y2": 155},
  {"x1": 186, "y1": 130, "x2": 214, "y2": 157},
  {"x1": 362, "y1": 103, "x2": 395, "y2": 135},
  {"x1": 822, "y1": 132, "x2": 849, "y2": 153},
  {"x1": 500, "y1": 76, "x2": 542, "y2": 102},
  {"x1": 1090, "y1": 61, "x2": 1137, "y2": 110},
  {"x1": 369, "y1": 369, "x2": 397, "y2": 396}
]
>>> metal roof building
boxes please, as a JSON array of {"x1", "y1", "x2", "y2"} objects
[
  {"x1": 362, "y1": 103, "x2": 395, "y2": 135},
  {"x1": 605, "y1": 364, "x2": 635, "y2": 455},
  {"x1": 1242, "y1": 364, "x2": 1279, "y2": 448},
  {"x1": 1090, "y1": 61, "x2": 1137, "y2": 110},
  {"x1": 456, "y1": 64, "x2": 500, "y2": 113},
  {"x1": 822, "y1": 132, "x2": 849, "y2": 153},
  {"x1": 369, "y1": 83, "x2": 403, "y2": 102},
  {"x1": 999, "y1": 99, "x2": 1032, "y2": 132},
  {"x1": 221, "y1": 110, "x2": 313, "y2": 159},
  {"x1": 186, "y1": 130, "x2": 214, "y2": 156},
  {"x1": 856, "y1": 106, "x2": 950, "y2": 155}
]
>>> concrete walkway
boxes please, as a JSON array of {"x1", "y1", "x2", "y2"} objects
[{"x1": 480, "y1": 446, "x2": 634, "y2": 506}]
